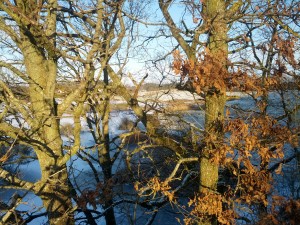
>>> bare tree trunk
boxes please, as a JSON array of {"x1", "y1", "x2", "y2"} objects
[
  {"x1": 37, "y1": 159, "x2": 75, "y2": 225},
  {"x1": 200, "y1": 93, "x2": 226, "y2": 192},
  {"x1": 199, "y1": 0, "x2": 228, "y2": 224},
  {"x1": 100, "y1": 68, "x2": 117, "y2": 225},
  {"x1": 20, "y1": 17, "x2": 75, "y2": 224}
]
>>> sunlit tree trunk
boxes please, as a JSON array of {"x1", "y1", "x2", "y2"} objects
[
  {"x1": 159, "y1": 1, "x2": 228, "y2": 223},
  {"x1": 23, "y1": 38, "x2": 75, "y2": 225},
  {"x1": 100, "y1": 67, "x2": 117, "y2": 225},
  {"x1": 24, "y1": 43, "x2": 74, "y2": 225},
  {"x1": 11, "y1": 1, "x2": 75, "y2": 224},
  {"x1": 199, "y1": 0, "x2": 228, "y2": 224}
]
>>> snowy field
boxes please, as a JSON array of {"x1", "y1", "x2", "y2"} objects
[{"x1": 111, "y1": 89, "x2": 248, "y2": 105}]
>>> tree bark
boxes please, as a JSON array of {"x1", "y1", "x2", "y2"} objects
[
  {"x1": 25, "y1": 58, "x2": 75, "y2": 225},
  {"x1": 199, "y1": 0, "x2": 228, "y2": 224},
  {"x1": 35, "y1": 158, "x2": 75, "y2": 225},
  {"x1": 16, "y1": 1, "x2": 75, "y2": 222},
  {"x1": 200, "y1": 93, "x2": 226, "y2": 192},
  {"x1": 100, "y1": 68, "x2": 117, "y2": 225}
]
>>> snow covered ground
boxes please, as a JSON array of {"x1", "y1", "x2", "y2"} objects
[{"x1": 111, "y1": 89, "x2": 249, "y2": 105}]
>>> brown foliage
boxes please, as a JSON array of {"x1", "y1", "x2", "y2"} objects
[
  {"x1": 173, "y1": 50, "x2": 229, "y2": 94},
  {"x1": 172, "y1": 49, "x2": 271, "y2": 95},
  {"x1": 170, "y1": 36, "x2": 299, "y2": 223},
  {"x1": 186, "y1": 191, "x2": 235, "y2": 225}
]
